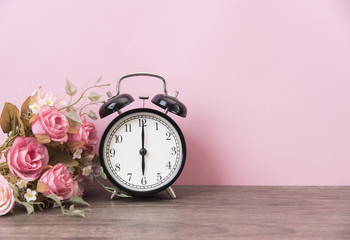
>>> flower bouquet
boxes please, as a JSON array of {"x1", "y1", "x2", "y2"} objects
[{"x1": 0, "y1": 78, "x2": 121, "y2": 217}]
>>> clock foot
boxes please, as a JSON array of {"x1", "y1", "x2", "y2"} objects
[{"x1": 166, "y1": 186, "x2": 176, "y2": 199}]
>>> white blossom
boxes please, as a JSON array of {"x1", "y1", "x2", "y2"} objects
[
  {"x1": 16, "y1": 179, "x2": 28, "y2": 189},
  {"x1": 24, "y1": 189, "x2": 37, "y2": 202},
  {"x1": 29, "y1": 103, "x2": 41, "y2": 114},
  {"x1": 82, "y1": 166, "x2": 92, "y2": 176},
  {"x1": 73, "y1": 149, "x2": 83, "y2": 159}
]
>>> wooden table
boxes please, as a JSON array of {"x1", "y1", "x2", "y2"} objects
[{"x1": 1, "y1": 186, "x2": 349, "y2": 239}]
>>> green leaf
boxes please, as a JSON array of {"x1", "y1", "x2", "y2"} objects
[
  {"x1": 99, "y1": 166, "x2": 107, "y2": 180},
  {"x1": 88, "y1": 91, "x2": 101, "y2": 102},
  {"x1": 46, "y1": 145, "x2": 79, "y2": 168},
  {"x1": 20, "y1": 93, "x2": 37, "y2": 127},
  {"x1": 67, "y1": 195, "x2": 90, "y2": 207},
  {"x1": 86, "y1": 110, "x2": 98, "y2": 120},
  {"x1": 65, "y1": 80, "x2": 78, "y2": 96},
  {"x1": 114, "y1": 192, "x2": 132, "y2": 198},
  {"x1": 22, "y1": 202, "x2": 35, "y2": 215},
  {"x1": 95, "y1": 76, "x2": 102, "y2": 85},
  {"x1": 63, "y1": 209, "x2": 87, "y2": 218},
  {"x1": 15, "y1": 199, "x2": 34, "y2": 215},
  {"x1": 46, "y1": 194, "x2": 62, "y2": 207},
  {"x1": 92, "y1": 154, "x2": 99, "y2": 163},
  {"x1": 65, "y1": 111, "x2": 82, "y2": 126},
  {"x1": 63, "y1": 205, "x2": 91, "y2": 218},
  {"x1": 0, "y1": 102, "x2": 25, "y2": 136},
  {"x1": 0, "y1": 102, "x2": 18, "y2": 133},
  {"x1": 8, "y1": 182, "x2": 19, "y2": 198}
]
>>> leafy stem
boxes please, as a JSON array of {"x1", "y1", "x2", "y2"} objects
[
  {"x1": 68, "y1": 95, "x2": 73, "y2": 106},
  {"x1": 58, "y1": 84, "x2": 110, "y2": 111},
  {"x1": 92, "y1": 174, "x2": 116, "y2": 195},
  {"x1": 92, "y1": 174, "x2": 131, "y2": 198},
  {"x1": 0, "y1": 132, "x2": 19, "y2": 152},
  {"x1": 0, "y1": 161, "x2": 8, "y2": 168},
  {"x1": 79, "y1": 101, "x2": 105, "y2": 115}
]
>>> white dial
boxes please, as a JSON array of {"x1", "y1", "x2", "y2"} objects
[{"x1": 100, "y1": 108, "x2": 186, "y2": 195}]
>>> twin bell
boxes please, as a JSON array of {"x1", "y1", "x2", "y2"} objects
[{"x1": 99, "y1": 73, "x2": 187, "y2": 119}]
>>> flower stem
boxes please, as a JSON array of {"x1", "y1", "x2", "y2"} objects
[
  {"x1": 92, "y1": 174, "x2": 117, "y2": 195},
  {"x1": 0, "y1": 161, "x2": 8, "y2": 168},
  {"x1": 79, "y1": 101, "x2": 105, "y2": 115},
  {"x1": 58, "y1": 84, "x2": 110, "y2": 111},
  {"x1": 68, "y1": 95, "x2": 73, "y2": 105},
  {"x1": 0, "y1": 133, "x2": 19, "y2": 152}
]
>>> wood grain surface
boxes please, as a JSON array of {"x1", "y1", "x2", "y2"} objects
[{"x1": 0, "y1": 186, "x2": 349, "y2": 239}]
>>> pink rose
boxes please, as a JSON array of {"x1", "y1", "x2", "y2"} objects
[
  {"x1": 0, "y1": 175, "x2": 15, "y2": 216},
  {"x1": 7, "y1": 137, "x2": 49, "y2": 181},
  {"x1": 32, "y1": 106, "x2": 69, "y2": 142},
  {"x1": 72, "y1": 177, "x2": 84, "y2": 197},
  {"x1": 39, "y1": 163, "x2": 74, "y2": 200},
  {"x1": 68, "y1": 114, "x2": 98, "y2": 151}
]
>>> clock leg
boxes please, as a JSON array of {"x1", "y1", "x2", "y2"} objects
[
  {"x1": 111, "y1": 188, "x2": 176, "y2": 199},
  {"x1": 166, "y1": 186, "x2": 176, "y2": 199}
]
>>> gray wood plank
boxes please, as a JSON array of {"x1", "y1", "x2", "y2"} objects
[{"x1": 0, "y1": 186, "x2": 349, "y2": 239}]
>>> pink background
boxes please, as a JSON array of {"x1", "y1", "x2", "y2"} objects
[{"x1": 1, "y1": 1, "x2": 350, "y2": 185}]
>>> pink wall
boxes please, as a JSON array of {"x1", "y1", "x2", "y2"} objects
[{"x1": 0, "y1": 1, "x2": 350, "y2": 185}]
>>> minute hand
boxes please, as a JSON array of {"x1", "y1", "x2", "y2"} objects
[
  {"x1": 141, "y1": 121, "x2": 146, "y2": 175},
  {"x1": 142, "y1": 121, "x2": 145, "y2": 149}
]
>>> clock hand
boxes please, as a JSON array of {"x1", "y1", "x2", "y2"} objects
[
  {"x1": 142, "y1": 155, "x2": 145, "y2": 176},
  {"x1": 140, "y1": 121, "x2": 146, "y2": 176},
  {"x1": 142, "y1": 120, "x2": 145, "y2": 149}
]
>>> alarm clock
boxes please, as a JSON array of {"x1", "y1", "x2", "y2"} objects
[{"x1": 99, "y1": 73, "x2": 187, "y2": 198}]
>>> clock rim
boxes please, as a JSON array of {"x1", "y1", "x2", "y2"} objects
[{"x1": 99, "y1": 108, "x2": 187, "y2": 196}]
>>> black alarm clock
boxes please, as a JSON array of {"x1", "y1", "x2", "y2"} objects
[{"x1": 99, "y1": 73, "x2": 187, "y2": 198}]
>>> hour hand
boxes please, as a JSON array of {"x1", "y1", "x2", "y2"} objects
[
  {"x1": 139, "y1": 121, "x2": 147, "y2": 175},
  {"x1": 142, "y1": 155, "x2": 145, "y2": 176}
]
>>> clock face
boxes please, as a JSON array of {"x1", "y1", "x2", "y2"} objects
[{"x1": 99, "y1": 108, "x2": 186, "y2": 196}]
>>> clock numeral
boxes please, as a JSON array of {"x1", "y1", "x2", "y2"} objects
[
  {"x1": 115, "y1": 163, "x2": 121, "y2": 172},
  {"x1": 171, "y1": 147, "x2": 177, "y2": 155},
  {"x1": 109, "y1": 149, "x2": 116, "y2": 157},
  {"x1": 125, "y1": 124, "x2": 132, "y2": 132},
  {"x1": 157, "y1": 173, "x2": 162, "y2": 182},
  {"x1": 155, "y1": 122, "x2": 159, "y2": 131},
  {"x1": 166, "y1": 161, "x2": 172, "y2": 169},
  {"x1": 139, "y1": 119, "x2": 147, "y2": 127},
  {"x1": 127, "y1": 173, "x2": 132, "y2": 181},
  {"x1": 115, "y1": 135, "x2": 123, "y2": 143},
  {"x1": 166, "y1": 132, "x2": 171, "y2": 140},
  {"x1": 141, "y1": 177, "x2": 147, "y2": 185}
]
